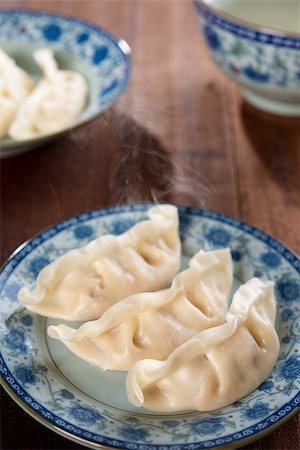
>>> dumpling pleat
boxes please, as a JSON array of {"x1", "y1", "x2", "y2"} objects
[
  {"x1": 126, "y1": 278, "x2": 280, "y2": 412},
  {"x1": 19, "y1": 205, "x2": 181, "y2": 320},
  {"x1": 48, "y1": 248, "x2": 233, "y2": 370}
]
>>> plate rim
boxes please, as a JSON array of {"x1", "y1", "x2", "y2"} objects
[
  {"x1": 1, "y1": 203, "x2": 300, "y2": 450},
  {"x1": 1, "y1": 379, "x2": 299, "y2": 450}
]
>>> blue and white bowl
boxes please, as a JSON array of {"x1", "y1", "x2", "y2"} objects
[
  {"x1": 194, "y1": 1, "x2": 300, "y2": 116},
  {"x1": 0, "y1": 10, "x2": 131, "y2": 156}
]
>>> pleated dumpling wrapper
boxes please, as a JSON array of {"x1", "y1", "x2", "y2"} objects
[
  {"x1": 48, "y1": 248, "x2": 233, "y2": 370},
  {"x1": 9, "y1": 48, "x2": 88, "y2": 140},
  {"x1": 0, "y1": 48, "x2": 34, "y2": 137},
  {"x1": 126, "y1": 277, "x2": 280, "y2": 412},
  {"x1": 19, "y1": 205, "x2": 181, "y2": 321}
]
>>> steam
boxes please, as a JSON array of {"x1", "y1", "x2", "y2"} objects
[
  {"x1": 67, "y1": 107, "x2": 212, "y2": 208},
  {"x1": 106, "y1": 111, "x2": 212, "y2": 207}
]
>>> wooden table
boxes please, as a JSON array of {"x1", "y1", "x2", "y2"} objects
[{"x1": 1, "y1": 1, "x2": 299, "y2": 449}]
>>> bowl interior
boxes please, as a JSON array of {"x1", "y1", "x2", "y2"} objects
[{"x1": 200, "y1": 0, "x2": 300, "y2": 35}]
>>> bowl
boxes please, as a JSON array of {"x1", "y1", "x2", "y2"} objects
[
  {"x1": 0, "y1": 10, "x2": 131, "y2": 157},
  {"x1": 194, "y1": 0, "x2": 300, "y2": 116}
]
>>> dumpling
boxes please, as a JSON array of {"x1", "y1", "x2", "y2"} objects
[
  {"x1": 18, "y1": 205, "x2": 181, "y2": 321},
  {"x1": 48, "y1": 248, "x2": 233, "y2": 370},
  {"x1": 0, "y1": 48, "x2": 34, "y2": 137},
  {"x1": 126, "y1": 278, "x2": 280, "y2": 412},
  {"x1": 9, "y1": 48, "x2": 87, "y2": 140}
]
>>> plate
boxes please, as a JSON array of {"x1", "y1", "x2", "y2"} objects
[
  {"x1": 0, "y1": 10, "x2": 131, "y2": 157},
  {"x1": 1, "y1": 204, "x2": 299, "y2": 450}
]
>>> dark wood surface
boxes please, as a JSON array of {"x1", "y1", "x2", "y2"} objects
[{"x1": 1, "y1": 1, "x2": 299, "y2": 449}]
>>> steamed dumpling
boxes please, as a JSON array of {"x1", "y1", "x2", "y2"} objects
[
  {"x1": 9, "y1": 48, "x2": 87, "y2": 140},
  {"x1": 18, "y1": 205, "x2": 181, "y2": 321},
  {"x1": 0, "y1": 48, "x2": 34, "y2": 137},
  {"x1": 126, "y1": 278, "x2": 279, "y2": 412},
  {"x1": 48, "y1": 248, "x2": 233, "y2": 370}
]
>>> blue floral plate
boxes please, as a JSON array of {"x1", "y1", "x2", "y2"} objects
[
  {"x1": 0, "y1": 10, "x2": 131, "y2": 157},
  {"x1": 1, "y1": 204, "x2": 299, "y2": 449}
]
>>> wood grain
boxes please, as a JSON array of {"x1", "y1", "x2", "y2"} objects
[{"x1": 1, "y1": 1, "x2": 299, "y2": 449}]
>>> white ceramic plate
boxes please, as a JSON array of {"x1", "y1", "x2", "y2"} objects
[
  {"x1": 1, "y1": 204, "x2": 299, "y2": 449},
  {"x1": 0, "y1": 10, "x2": 131, "y2": 157}
]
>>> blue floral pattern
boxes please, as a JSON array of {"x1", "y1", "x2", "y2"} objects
[
  {"x1": 42, "y1": 23, "x2": 62, "y2": 41},
  {"x1": 281, "y1": 308, "x2": 294, "y2": 321},
  {"x1": 67, "y1": 402, "x2": 105, "y2": 425},
  {"x1": 20, "y1": 314, "x2": 33, "y2": 327},
  {"x1": 260, "y1": 251, "x2": 281, "y2": 268},
  {"x1": 276, "y1": 279, "x2": 300, "y2": 302},
  {"x1": 28, "y1": 256, "x2": 50, "y2": 278},
  {"x1": 205, "y1": 226, "x2": 231, "y2": 247},
  {"x1": 242, "y1": 402, "x2": 270, "y2": 420},
  {"x1": 276, "y1": 356, "x2": 300, "y2": 382},
  {"x1": 161, "y1": 420, "x2": 180, "y2": 428},
  {"x1": 231, "y1": 249, "x2": 242, "y2": 261},
  {"x1": 243, "y1": 66, "x2": 269, "y2": 83},
  {"x1": 73, "y1": 224, "x2": 95, "y2": 240},
  {"x1": 14, "y1": 363, "x2": 39, "y2": 385},
  {"x1": 257, "y1": 380, "x2": 274, "y2": 392},
  {"x1": 203, "y1": 24, "x2": 222, "y2": 50},
  {"x1": 3, "y1": 328, "x2": 28, "y2": 354},
  {"x1": 110, "y1": 218, "x2": 137, "y2": 235},
  {"x1": 77, "y1": 32, "x2": 89, "y2": 44},
  {"x1": 0, "y1": 204, "x2": 299, "y2": 450},
  {"x1": 60, "y1": 389, "x2": 75, "y2": 400},
  {"x1": 188, "y1": 417, "x2": 225, "y2": 436},
  {"x1": 118, "y1": 425, "x2": 151, "y2": 442},
  {"x1": 3, "y1": 282, "x2": 21, "y2": 302},
  {"x1": 92, "y1": 46, "x2": 109, "y2": 65}
]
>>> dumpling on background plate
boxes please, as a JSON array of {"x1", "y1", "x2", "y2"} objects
[
  {"x1": 0, "y1": 48, "x2": 34, "y2": 137},
  {"x1": 48, "y1": 248, "x2": 233, "y2": 370},
  {"x1": 9, "y1": 48, "x2": 88, "y2": 140},
  {"x1": 18, "y1": 205, "x2": 181, "y2": 321},
  {"x1": 126, "y1": 278, "x2": 280, "y2": 412}
]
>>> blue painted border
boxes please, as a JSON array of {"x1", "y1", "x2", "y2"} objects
[
  {"x1": 194, "y1": 1, "x2": 300, "y2": 49},
  {"x1": 0, "y1": 9, "x2": 131, "y2": 58},
  {"x1": 1, "y1": 203, "x2": 300, "y2": 449}
]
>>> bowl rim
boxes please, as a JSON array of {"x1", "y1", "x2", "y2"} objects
[
  {"x1": 194, "y1": 0, "x2": 300, "y2": 39},
  {"x1": 0, "y1": 8, "x2": 132, "y2": 153}
]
